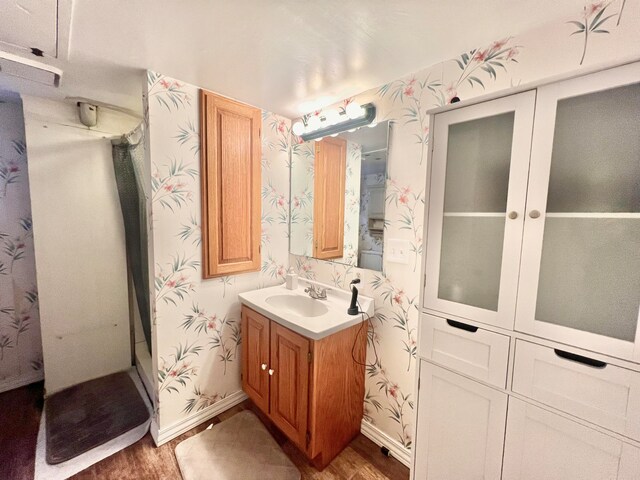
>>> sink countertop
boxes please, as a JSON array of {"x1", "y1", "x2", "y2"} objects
[{"x1": 238, "y1": 278, "x2": 374, "y2": 340}]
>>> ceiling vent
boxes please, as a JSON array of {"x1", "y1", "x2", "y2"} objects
[{"x1": 0, "y1": 50, "x2": 61, "y2": 87}]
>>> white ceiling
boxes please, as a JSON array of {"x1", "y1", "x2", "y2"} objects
[
  {"x1": 0, "y1": 0, "x2": 58, "y2": 57},
  {"x1": 0, "y1": 0, "x2": 585, "y2": 118}
]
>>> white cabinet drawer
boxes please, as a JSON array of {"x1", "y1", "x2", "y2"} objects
[
  {"x1": 512, "y1": 339, "x2": 640, "y2": 441},
  {"x1": 419, "y1": 313, "x2": 510, "y2": 388},
  {"x1": 503, "y1": 398, "x2": 640, "y2": 480}
]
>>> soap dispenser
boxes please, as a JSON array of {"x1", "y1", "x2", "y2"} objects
[{"x1": 285, "y1": 268, "x2": 298, "y2": 290}]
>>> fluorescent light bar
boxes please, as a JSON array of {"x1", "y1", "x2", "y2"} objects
[{"x1": 299, "y1": 103, "x2": 377, "y2": 141}]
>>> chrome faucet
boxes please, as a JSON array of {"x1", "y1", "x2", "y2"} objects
[{"x1": 304, "y1": 284, "x2": 327, "y2": 300}]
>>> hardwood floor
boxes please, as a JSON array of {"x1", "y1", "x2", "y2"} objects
[
  {"x1": 0, "y1": 381, "x2": 43, "y2": 480},
  {"x1": 1, "y1": 383, "x2": 409, "y2": 480}
]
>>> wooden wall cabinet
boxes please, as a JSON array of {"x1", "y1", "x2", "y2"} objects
[
  {"x1": 313, "y1": 136, "x2": 347, "y2": 259},
  {"x1": 241, "y1": 305, "x2": 365, "y2": 470},
  {"x1": 200, "y1": 89, "x2": 261, "y2": 278}
]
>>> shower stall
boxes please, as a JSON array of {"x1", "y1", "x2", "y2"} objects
[{"x1": 111, "y1": 126, "x2": 154, "y2": 395}]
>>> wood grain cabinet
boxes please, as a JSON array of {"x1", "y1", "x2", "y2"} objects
[
  {"x1": 199, "y1": 89, "x2": 261, "y2": 278},
  {"x1": 241, "y1": 305, "x2": 366, "y2": 470},
  {"x1": 313, "y1": 136, "x2": 347, "y2": 259}
]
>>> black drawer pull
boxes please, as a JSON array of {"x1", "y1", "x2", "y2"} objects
[
  {"x1": 446, "y1": 319, "x2": 478, "y2": 333},
  {"x1": 554, "y1": 349, "x2": 606, "y2": 369}
]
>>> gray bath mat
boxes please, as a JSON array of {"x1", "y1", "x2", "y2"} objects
[{"x1": 175, "y1": 410, "x2": 300, "y2": 480}]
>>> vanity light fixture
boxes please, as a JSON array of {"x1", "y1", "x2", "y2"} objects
[{"x1": 293, "y1": 102, "x2": 377, "y2": 142}]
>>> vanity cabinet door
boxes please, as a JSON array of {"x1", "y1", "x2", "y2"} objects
[
  {"x1": 515, "y1": 62, "x2": 640, "y2": 362},
  {"x1": 413, "y1": 361, "x2": 507, "y2": 480},
  {"x1": 424, "y1": 91, "x2": 536, "y2": 330},
  {"x1": 269, "y1": 322, "x2": 310, "y2": 449},
  {"x1": 313, "y1": 136, "x2": 347, "y2": 260},
  {"x1": 241, "y1": 307, "x2": 270, "y2": 414}
]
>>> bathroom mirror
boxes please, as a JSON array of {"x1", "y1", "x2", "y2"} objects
[{"x1": 289, "y1": 120, "x2": 391, "y2": 271}]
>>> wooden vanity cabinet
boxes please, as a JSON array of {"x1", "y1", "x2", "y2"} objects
[{"x1": 241, "y1": 305, "x2": 366, "y2": 470}]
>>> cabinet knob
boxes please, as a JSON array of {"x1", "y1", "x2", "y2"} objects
[
  {"x1": 529, "y1": 210, "x2": 541, "y2": 219},
  {"x1": 508, "y1": 211, "x2": 518, "y2": 220},
  {"x1": 261, "y1": 363, "x2": 267, "y2": 370},
  {"x1": 268, "y1": 369, "x2": 275, "y2": 376}
]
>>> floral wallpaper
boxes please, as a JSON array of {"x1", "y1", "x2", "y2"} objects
[
  {"x1": 289, "y1": 140, "x2": 314, "y2": 257},
  {"x1": 0, "y1": 98, "x2": 42, "y2": 392},
  {"x1": 145, "y1": 72, "x2": 290, "y2": 429},
  {"x1": 289, "y1": 137, "x2": 361, "y2": 266},
  {"x1": 141, "y1": 0, "x2": 639, "y2": 449},
  {"x1": 343, "y1": 140, "x2": 362, "y2": 265},
  {"x1": 290, "y1": 0, "x2": 640, "y2": 451}
]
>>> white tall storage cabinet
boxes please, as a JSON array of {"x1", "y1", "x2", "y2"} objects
[{"x1": 414, "y1": 62, "x2": 640, "y2": 479}]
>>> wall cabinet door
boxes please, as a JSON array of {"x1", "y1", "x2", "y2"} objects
[
  {"x1": 241, "y1": 307, "x2": 270, "y2": 413},
  {"x1": 314, "y1": 136, "x2": 347, "y2": 259},
  {"x1": 269, "y1": 322, "x2": 310, "y2": 449},
  {"x1": 414, "y1": 361, "x2": 507, "y2": 480},
  {"x1": 424, "y1": 91, "x2": 536, "y2": 330},
  {"x1": 514, "y1": 63, "x2": 640, "y2": 362},
  {"x1": 503, "y1": 398, "x2": 640, "y2": 480},
  {"x1": 200, "y1": 89, "x2": 262, "y2": 278}
]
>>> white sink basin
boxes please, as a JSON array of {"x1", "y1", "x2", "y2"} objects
[
  {"x1": 265, "y1": 294, "x2": 329, "y2": 318},
  {"x1": 238, "y1": 279, "x2": 375, "y2": 340}
]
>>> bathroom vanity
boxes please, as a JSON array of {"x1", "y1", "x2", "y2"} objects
[{"x1": 239, "y1": 280, "x2": 374, "y2": 469}]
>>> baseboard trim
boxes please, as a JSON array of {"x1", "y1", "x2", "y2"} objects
[
  {"x1": 360, "y1": 419, "x2": 411, "y2": 468},
  {"x1": 154, "y1": 390, "x2": 248, "y2": 446},
  {"x1": 0, "y1": 370, "x2": 44, "y2": 394}
]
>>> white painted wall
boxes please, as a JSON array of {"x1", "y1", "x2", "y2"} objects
[{"x1": 22, "y1": 95, "x2": 139, "y2": 394}]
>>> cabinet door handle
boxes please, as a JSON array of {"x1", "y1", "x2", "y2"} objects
[
  {"x1": 529, "y1": 210, "x2": 541, "y2": 219},
  {"x1": 446, "y1": 319, "x2": 478, "y2": 333},
  {"x1": 508, "y1": 211, "x2": 518, "y2": 220},
  {"x1": 554, "y1": 349, "x2": 606, "y2": 369},
  {"x1": 261, "y1": 363, "x2": 267, "y2": 370},
  {"x1": 268, "y1": 369, "x2": 275, "y2": 376}
]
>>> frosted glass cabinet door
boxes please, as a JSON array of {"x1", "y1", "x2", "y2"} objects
[
  {"x1": 413, "y1": 361, "x2": 507, "y2": 480},
  {"x1": 515, "y1": 63, "x2": 640, "y2": 362},
  {"x1": 424, "y1": 91, "x2": 536, "y2": 329}
]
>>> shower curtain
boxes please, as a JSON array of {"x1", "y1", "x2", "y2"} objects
[{"x1": 112, "y1": 127, "x2": 152, "y2": 353}]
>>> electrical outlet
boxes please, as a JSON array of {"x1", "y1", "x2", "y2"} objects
[{"x1": 386, "y1": 238, "x2": 410, "y2": 264}]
